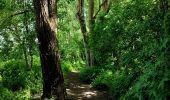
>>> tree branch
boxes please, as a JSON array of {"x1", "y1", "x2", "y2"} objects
[
  {"x1": 93, "y1": 0, "x2": 107, "y2": 19},
  {"x1": 10, "y1": 9, "x2": 31, "y2": 17}
]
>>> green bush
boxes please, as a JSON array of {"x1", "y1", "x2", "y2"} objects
[
  {"x1": 79, "y1": 67, "x2": 102, "y2": 83},
  {"x1": 27, "y1": 65, "x2": 42, "y2": 94},
  {"x1": 0, "y1": 87, "x2": 31, "y2": 100},
  {"x1": 1, "y1": 60, "x2": 28, "y2": 91},
  {"x1": 109, "y1": 70, "x2": 136, "y2": 98},
  {"x1": 61, "y1": 60, "x2": 84, "y2": 74},
  {"x1": 122, "y1": 67, "x2": 170, "y2": 100},
  {"x1": 92, "y1": 71, "x2": 113, "y2": 91},
  {"x1": 92, "y1": 69, "x2": 137, "y2": 98},
  {"x1": 0, "y1": 59, "x2": 42, "y2": 97},
  {"x1": 61, "y1": 61, "x2": 73, "y2": 74},
  {"x1": 0, "y1": 87, "x2": 15, "y2": 100}
]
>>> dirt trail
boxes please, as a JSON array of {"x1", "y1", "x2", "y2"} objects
[{"x1": 66, "y1": 71, "x2": 108, "y2": 100}]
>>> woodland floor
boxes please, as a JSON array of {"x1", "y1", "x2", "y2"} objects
[
  {"x1": 32, "y1": 71, "x2": 109, "y2": 100},
  {"x1": 66, "y1": 71, "x2": 108, "y2": 100}
]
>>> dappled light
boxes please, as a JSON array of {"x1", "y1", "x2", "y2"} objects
[
  {"x1": 0, "y1": 0, "x2": 170, "y2": 99},
  {"x1": 66, "y1": 72, "x2": 107, "y2": 100}
]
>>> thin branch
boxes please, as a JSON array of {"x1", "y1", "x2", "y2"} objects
[
  {"x1": 10, "y1": 9, "x2": 30, "y2": 17},
  {"x1": 0, "y1": 9, "x2": 32, "y2": 28},
  {"x1": 93, "y1": 0, "x2": 107, "y2": 19}
]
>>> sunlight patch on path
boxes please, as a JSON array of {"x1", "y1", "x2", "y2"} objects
[{"x1": 66, "y1": 72, "x2": 108, "y2": 100}]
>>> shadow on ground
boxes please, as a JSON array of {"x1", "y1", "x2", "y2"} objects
[{"x1": 66, "y1": 71, "x2": 108, "y2": 100}]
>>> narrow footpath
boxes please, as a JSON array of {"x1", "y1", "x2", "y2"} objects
[{"x1": 66, "y1": 71, "x2": 108, "y2": 100}]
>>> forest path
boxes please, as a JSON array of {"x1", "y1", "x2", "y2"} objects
[{"x1": 66, "y1": 71, "x2": 108, "y2": 100}]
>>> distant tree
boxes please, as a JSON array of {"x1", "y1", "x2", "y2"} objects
[
  {"x1": 88, "y1": 0, "x2": 95, "y2": 66},
  {"x1": 77, "y1": 0, "x2": 90, "y2": 66},
  {"x1": 33, "y1": 0, "x2": 65, "y2": 99},
  {"x1": 77, "y1": 0, "x2": 112, "y2": 67}
]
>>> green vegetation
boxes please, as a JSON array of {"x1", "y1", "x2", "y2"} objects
[
  {"x1": 80, "y1": 67, "x2": 102, "y2": 83},
  {"x1": 0, "y1": 58, "x2": 42, "y2": 99},
  {"x1": 0, "y1": 0, "x2": 170, "y2": 99}
]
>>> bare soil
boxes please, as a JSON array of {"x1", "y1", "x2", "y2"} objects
[{"x1": 66, "y1": 71, "x2": 109, "y2": 100}]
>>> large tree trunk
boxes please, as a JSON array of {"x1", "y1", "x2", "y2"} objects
[{"x1": 33, "y1": 0, "x2": 65, "y2": 99}]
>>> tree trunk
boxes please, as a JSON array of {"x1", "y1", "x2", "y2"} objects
[
  {"x1": 23, "y1": 9, "x2": 31, "y2": 69},
  {"x1": 102, "y1": 0, "x2": 111, "y2": 13},
  {"x1": 77, "y1": 0, "x2": 91, "y2": 66},
  {"x1": 89, "y1": 0, "x2": 95, "y2": 66},
  {"x1": 23, "y1": 40, "x2": 29, "y2": 68},
  {"x1": 33, "y1": 0, "x2": 65, "y2": 99},
  {"x1": 29, "y1": 45, "x2": 33, "y2": 68},
  {"x1": 102, "y1": 0, "x2": 108, "y2": 11}
]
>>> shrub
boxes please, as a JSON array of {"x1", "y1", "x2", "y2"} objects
[
  {"x1": 61, "y1": 60, "x2": 84, "y2": 74},
  {"x1": 1, "y1": 60, "x2": 28, "y2": 91},
  {"x1": 79, "y1": 67, "x2": 102, "y2": 83},
  {"x1": 92, "y1": 69, "x2": 139, "y2": 99},
  {"x1": 0, "y1": 87, "x2": 15, "y2": 100},
  {"x1": 92, "y1": 70, "x2": 113, "y2": 91},
  {"x1": 0, "y1": 59, "x2": 43, "y2": 95},
  {"x1": 122, "y1": 67, "x2": 170, "y2": 100},
  {"x1": 26, "y1": 65, "x2": 42, "y2": 95},
  {"x1": 109, "y1": 70, "x2": 136, "y2": 98},
  {"x1": 61, "y1": 61, "x2": 73, "y2": 74},
  {"x1": 0, "y1": 87, "x2": 31, "y2": 100}
]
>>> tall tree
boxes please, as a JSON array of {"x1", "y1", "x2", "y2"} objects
[
  {"x1": 77, "y1": 0, "x2": 111, "y2": 66},
  {"x1": 33, "y1": 0, "x2": 65, "y2": 99},
  {"x1": 88, "y1": 0, "x2": 111, "y2": 66},
  {"x1": 77, "y1": 0, "x2": 90, "y2": 66},
  {"x1": 88, "y1": 0, "x2": 95, "y2": 66}
]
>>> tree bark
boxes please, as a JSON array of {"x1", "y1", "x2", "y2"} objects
[
  {"x1": 89, "y1": 0, "x2": 95, "y2": 66},
  {"x1": 22, "y1": 40, "x2": 29, "y2": 68},
  {"x1": 23, "y1": 9, "x2": 31, "y2": 69},
  {"x1": 102, "y1": 0, "x2": 108, "y2": 11},
  {"x1": 77, "y1": 0, "x2": 91, "y2": 66},
  {"x1": 33, "y1": 0, "x2": 65, "y2": 99},
  {"x1": 102, "y1": 0, "x2": 111, "y2": 13}
]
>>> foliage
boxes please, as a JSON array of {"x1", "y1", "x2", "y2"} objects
[
  {"x1": 0, "y1": 87, "x2": 31, "y2": 100},
  {"x1": 61, "y1": 60, "x2": 84, "y2": 74},
  {"x1": 92, "y1": 69, "x2": 138, "y2": 98},
  {"x1": 58, "y1": 0, "x2": 83, "y2": 63},
  {"x1": 0, "y1": 57, "x2": 76, "y2": 99},
  {"x1": 0, "y1": 59, "x2": 42, "y2": 99},
  {"x1": 1, "y1": 60, "x2": 29, "y2": 91},
  {"x1": 89, "y1": 0, "x2": 170, "y2": 99},
  {"x1": 79, "y1": 67, "x2": 102, "y2": 83},
  {"x1": 92, "y1": 71, "x2": 113, "y2": 91},
  {"x1": 122, "y1": 61, "x2": 170, "y2": 100}
]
